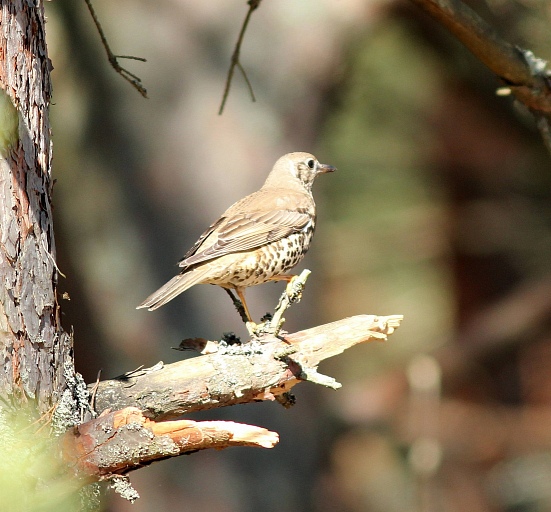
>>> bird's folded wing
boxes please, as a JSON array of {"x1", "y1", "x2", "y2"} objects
[
  {"x1": 179, "y1": 217, "x2": 225, "y2": 263},
  {"x1": 179, "y1": 210, "x2": 311, "y2": 268}
]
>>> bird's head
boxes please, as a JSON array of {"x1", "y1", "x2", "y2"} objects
[{"x1": 265, "y1": 152, "x2": 336, "y2": 191}]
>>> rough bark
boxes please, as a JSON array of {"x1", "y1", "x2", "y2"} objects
[
  {"x1": 92, "y1": 315, "x2": 403, "y2": 420},
  {"x1": 0, "y1": 1, "x2": 72, "y2": 412},
  {"x1": 66, "y1": 315, "x2": 403, "y2": 479},
  {"x1": 65, "y1": 407, "x2": 279, "y2": 478}
]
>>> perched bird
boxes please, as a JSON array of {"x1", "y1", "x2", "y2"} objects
[{"x1": 137, "y1": 152, "x2": 335, "y2": 322}]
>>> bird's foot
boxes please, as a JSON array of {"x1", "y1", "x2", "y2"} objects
[
  {"x1": 246, "y1": 321, "x2": 261, "y2": 338},
  {"x1": 245, "y1": 320, "x2": 281, "y2": 341},
  {"x1": 239, "y1": 270, "x2": 311, "y2": 340}
]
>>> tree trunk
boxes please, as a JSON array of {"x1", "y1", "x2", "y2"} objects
[{"x1": 0, "y1": 0, "x2": 72, "y2": 414}]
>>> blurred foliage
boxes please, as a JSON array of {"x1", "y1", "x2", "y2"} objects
[
  {"x1": 0, "y1": 405, "x2": 94, "y2": 512},
  {"x1": 38, "y1": 0, "x2": 551, "y2": 511},
  {"x1": 318, "y1": 17, "x2": 454, "y2": 387}
]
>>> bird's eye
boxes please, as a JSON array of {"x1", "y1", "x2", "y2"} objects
[{"x1": 307, "y1": 159, "x2": 315, "y2": 169}]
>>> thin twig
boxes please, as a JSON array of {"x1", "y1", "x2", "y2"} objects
[
  {"x1": 219, "y1": 0, "x2": 262, "y2": 115},
  {"x1": 237, "y1": 61, "x2": 256, "y2": 103},
  {"x1": 88, "y1": 369, "x2": 102, "y2": 417},
  {"x1": 83, "y1": 0, "x2": 148, "y2": 98},
  {"x1": 266, "y1": 269, "x2": 311, "y2": 336}
]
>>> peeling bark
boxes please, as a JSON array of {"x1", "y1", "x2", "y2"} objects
[
  {"x1": 67, "y1": 315, "x2": 402, "y2": 478},
  {"x1": 0, "y1": 1, "x2": 72, "y2": 412},
  {"x1": 65, "y1": 407, "x2": 279, "y2": 477}
]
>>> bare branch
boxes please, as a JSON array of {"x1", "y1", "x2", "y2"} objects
[
  {"x1": 83, "y1": 0, "x2": 148, "y2": 98},
  {"x1": 64, "y1": 407, "x2": 278, "y2": 478},
  {"x1": 219, "y1": 0, "x2": 261, "y2": 115},
  {"x1": 64, "y1": 315, "x2": 401, "y2": 481},
  {"x1": 237, "y1": 61, "x2": 257, "y2": 103},
  {"x1": 410, "y1": 0, "x2": 551, "y2": 154},
  {"x1": 91, "y1": 315, "x2": 403, "y2": 421}
]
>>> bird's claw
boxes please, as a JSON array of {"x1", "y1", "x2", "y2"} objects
[
  {"x1": 246, "y1": 320, "x2": 278, "y2": 340},
  {"x1": 241, "y1": 270, "x2": 311, "y2": 340},
  {"x1": 246, "y1": 321, "x2": 260, "y2": 338}
]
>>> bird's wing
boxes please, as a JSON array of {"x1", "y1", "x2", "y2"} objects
[
  {"x1": 179, "y1": 216, "x2": 225, "y2": 262},
  {"x1": 179, "y1": 209, "x2": 311, "y2": 268}
]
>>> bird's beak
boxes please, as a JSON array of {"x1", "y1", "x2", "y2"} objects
[{"x1": 317, "y1": 163, "x2": 336, "y2": 174}]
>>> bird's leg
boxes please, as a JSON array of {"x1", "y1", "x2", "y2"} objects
[
  {"x1": 223, "y1": 288, "x2": 250, "y2": 324},
  {"x1": 235, "y1": 287, "x2": 263, "y2": 338},
  {"x1": 223, "y1": 288, "x2": 264, "y2": 338},
  {"x1": 235, "y1": 288, "x2": 254, "y2": 323}
]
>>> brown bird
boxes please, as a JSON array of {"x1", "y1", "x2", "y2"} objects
[{"x1": 137, "y1": 152, "x2": 336, "y2": 322}]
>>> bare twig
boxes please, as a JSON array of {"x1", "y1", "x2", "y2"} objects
[
  {"x1": 409, "y1": 0, "x2": 551, "y2": 155},
  {"x1": 88, "y1": 369, "x2": 102, "y2": 416},
  {"x1": 237, "y1": 61, "x2": 257, "y2": 103},
  {"x1": 83, "y1": 0, "x2": 148, "y2": 98},
  {"x1": 265, "y1": 269, "x2": 311, "y2": 335},
  {"x1": 219, "y1": 0, "x2": 261, "y2": 115}
]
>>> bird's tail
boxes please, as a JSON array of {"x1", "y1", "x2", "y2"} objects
[{"x1": 137, "y1": 266, "x2": 213, "y2": 311}]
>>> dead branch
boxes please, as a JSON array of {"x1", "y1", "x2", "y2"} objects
[
  {"x1": 63, "y1": 407, "x2": 278, "y2": 478},
  {"x1": 84, "y1": 0, "x2": 148, "y2": 97},
  {"x1": 219, "y1": 0, "x2": 261, "y2": 114},
  {"x1": 60, "y1": 314, "x2": 401, "y2": 490},
  {"x1": 64, "y1": 315, "x2": 401, "y2": 487},
  {"x1": 410, "y1": 0, "x2": 551, "y2": 153},
  {"x1": 92, "y1": 315, "x2": 403, "y2": 421}
]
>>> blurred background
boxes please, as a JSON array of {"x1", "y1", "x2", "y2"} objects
[{"x1": 44, "y1": 0, "x2": 551, "y2": 510}]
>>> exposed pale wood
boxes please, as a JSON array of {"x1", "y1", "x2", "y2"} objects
[
  {"x1": 92, "y1": 315, "x2": 403, "y2": 420},
  {"x1": 69, "y1": 315, "x2": 402, "y2": 478},
  {"x1": 65, "y1": 407, "x2": 278, "y2": 477}
]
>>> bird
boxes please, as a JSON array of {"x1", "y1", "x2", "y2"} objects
[{"x1": 137, "y1": 152, "x2": 336, "y2": 323}]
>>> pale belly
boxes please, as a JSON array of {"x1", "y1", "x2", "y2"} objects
[{"x1": 202, "y1": 230, "x2": 314, "y2": 288}]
